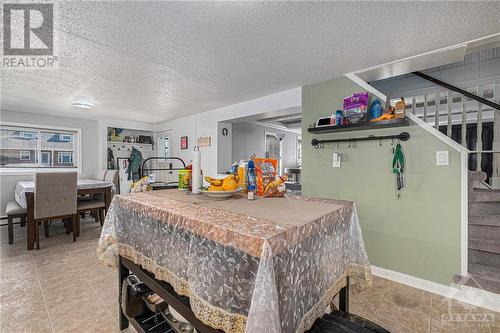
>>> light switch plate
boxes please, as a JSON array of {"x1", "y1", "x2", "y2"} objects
[{"x1": 436, "y1": 151, "x2": 449, "y2": 166}]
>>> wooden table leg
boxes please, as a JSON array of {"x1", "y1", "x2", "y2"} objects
[
  {"x1": 118, "y1": 256, "x2": 130, "y2": 330},
  {"x1": 339, "y1": 276, "x2": 350, "y2": 313},
  {"x1": 26, "y1": 192, "x2": 35, "y2": 250}
]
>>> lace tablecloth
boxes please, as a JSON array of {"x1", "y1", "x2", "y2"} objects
[{"x1": 97, "y1": 190, "x2": 372, "y2": 333}]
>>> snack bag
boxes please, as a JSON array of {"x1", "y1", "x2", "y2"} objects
[
  {"x1": 343, "y1": 92, "x2": 369, "y2": 124},
  {"x1": 254, "y1": 158, "x2": 278, "y2": 196},
  {"x1": 263, "y1": 175, "x2": 287, "y2": 197}
]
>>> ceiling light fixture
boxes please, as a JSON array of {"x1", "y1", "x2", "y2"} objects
[{"x1": 72, "y1": 100, "x2": 94, "y2": 110}]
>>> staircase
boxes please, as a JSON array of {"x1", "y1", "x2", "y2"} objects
[
  {"x1": 388, "y1": 72, "x2": 500, "y2": 293},
  {"x1": 459, "y1": 171, "x2": 500, "y2": 293}
]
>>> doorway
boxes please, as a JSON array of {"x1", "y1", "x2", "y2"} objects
[{"x1": 265, "y1": 132, "x2": 283, "y2": 175}]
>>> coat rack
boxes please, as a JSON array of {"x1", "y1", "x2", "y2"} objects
[{"x1": 311, "y1": 132, "x2": 410, "y2": 148}]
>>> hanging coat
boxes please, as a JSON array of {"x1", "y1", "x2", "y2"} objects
[
  {"x1": 128, "y1": 147, "x2": 143, "y2": 181},
  {"x1": 107, "y1": 147, "x2": 115, "y2": 170}
]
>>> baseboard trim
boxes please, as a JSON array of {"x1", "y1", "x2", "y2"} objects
[{"x1": 371, "y1": 265, "x2": 500, "y2": 312}]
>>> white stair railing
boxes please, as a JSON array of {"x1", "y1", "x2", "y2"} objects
[{"x1": 397, "y1": 83, "x2": 499, "y2": 183}]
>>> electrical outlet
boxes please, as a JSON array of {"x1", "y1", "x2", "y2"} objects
[
  {"x1": 436, "y1": 151, "x2": 449, "y2": 166},
  {"x1": 332, "y1": 152, "x2": 341, "y2": 168}
]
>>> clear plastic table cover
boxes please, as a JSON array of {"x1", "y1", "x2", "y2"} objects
[{"x1": 97, "y1": 191, "x2": 372, "y2": 333}]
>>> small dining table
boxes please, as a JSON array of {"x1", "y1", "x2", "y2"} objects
[
  {"x1": 98, "y1": 190, "x2": 372, "y2": 333},
  {"x1": 15, "y1": 179, "x2": 113, "y2": 250}
]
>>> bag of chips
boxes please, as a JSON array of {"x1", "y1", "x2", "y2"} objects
[
  {"x1": 254, "y1": 158, "x2": 278, "y2": 196},
  {"x1": 263, "y1": 175, "x2": 287, "y2": 197}
]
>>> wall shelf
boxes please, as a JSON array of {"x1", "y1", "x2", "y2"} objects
[
  {"x1": 307, "y1": 118, "x2": 409, "y2": 134},
  {"x1": 107, "y1": 141, "x2": 152, "y2": 146}
]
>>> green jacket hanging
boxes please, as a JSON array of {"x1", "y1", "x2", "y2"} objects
[{"x1": 128, "y1": 147, "x2": 143, "y2": 182}]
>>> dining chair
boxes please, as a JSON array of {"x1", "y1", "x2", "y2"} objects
[
  {"x1": 79, "y1": 169, "x2": 117, "y2": 224},
  {"x1": 96, "y1": 169, "x2": 119, "y2": 195},
  {"x1": 75, "y1": 199, "x2": 107, "y2": 237},
  {"x1": 34, "y1": 172, "x2": 78, "y2": 248},
  {"x1": 6, "y1": 201, "x2": 27, "y2": 244}
]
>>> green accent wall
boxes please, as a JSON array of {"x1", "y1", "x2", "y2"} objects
[{"x1": 302, "y1": 76, "x2": 462, "y2": 285}]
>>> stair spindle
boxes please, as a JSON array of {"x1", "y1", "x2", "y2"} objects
[
  {"x1": 423, "y1": 95, "x2": 428, "y2": 122},
  {"x1": 476, "y1": 87, "x2": 483, "y2": 171},
  {"x1": 434, "y1": 93, "x2": 440, "y2": 129},
  {"x1": 447, "y1": 91, "x2": 452, "y2": 137}
]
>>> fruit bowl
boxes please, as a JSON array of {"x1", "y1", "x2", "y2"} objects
[{"x1": 200, "y1": 188, "x2": 241, "y2": 199}]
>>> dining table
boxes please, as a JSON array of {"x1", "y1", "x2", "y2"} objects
[
  {"x1": 16, "y1": 179, "x2": 114, "y2": 250},
  {"x1": 97, "y1": 189, "x2": 372, "y2": 333}
]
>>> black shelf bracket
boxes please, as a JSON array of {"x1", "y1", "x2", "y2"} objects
[{"x1": 311, "y1": 132, "x2": 410, "y2": 147}]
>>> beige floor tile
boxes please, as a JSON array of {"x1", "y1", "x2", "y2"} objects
[
  {"x1": 52, "y1": 312, "x2": 118, "y2": 333},
  {"x1": 0, "y1": 240, "x2": 30, "y2": 260},
  {"x1": 2, "y1": 216, "x2": 499, "y2": 333},
  {"x1": 48, "y1": 294, "x2": 110, "y2": 332},
  {"x1": 373, "y1": 281, "x2": 432, "y2": 333},
  {"x1": 349, "y1": 275, "x2": 389, "y2": 320},
  {"x1": 43, "y1": 280, "x2": 93, "y2": 309},
  {"x1": 87, "y1": 266, "x2": 117, "y2": 287},
  {"x1": 0, "y1": 290, "x2": 52, "y2": 333},
  {"x1": 0, "y1": 255, "x2": 35, "y2": 279},
  {"x1": 0, "y1": 224, "x2": 28, "y2": 245},
  {"x1": 0, "y1": 258, "x2": 39, "y2": 299},
  {"x1": 0, "y1": 314, "x2": 52, "y2": 333}
]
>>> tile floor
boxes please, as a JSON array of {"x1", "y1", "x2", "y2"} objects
[{"x1": 1, "y1": 220, "x2": 498, "y2": 333}]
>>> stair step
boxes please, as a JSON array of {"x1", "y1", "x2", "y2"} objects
[
  {"x1": 469, "y1": 263, "x2": 500, "y2": 279},
  {"x1": 469, "y1": 225, "x2": 500, "y2": 240},
  {"x1": 469, "y1": 171, "x2": 487, "y2": 183},
  {"x1": 469, "y1": 238, "x2": 500, "y2": 254},
  {"x1": 470, "y1": 188, "x2": 500, "y2": 202},
  {"x1": 469, "y1": 214, "x2": 500, "y2": 226},
  {"x1": 469, "y1": 202, "x2": 500, "y2": 216},
  {"x1": 469, "y1": 249, "x2": 500, "y2": 268}
]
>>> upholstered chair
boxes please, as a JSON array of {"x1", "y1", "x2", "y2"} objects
[{"x1": 34, "y1": 172, "x2": 78, "y2": 247}]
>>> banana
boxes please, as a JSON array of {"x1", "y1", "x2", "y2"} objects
[{"x1": 204, "y1": 176, "x2": 223, "y2": 186}]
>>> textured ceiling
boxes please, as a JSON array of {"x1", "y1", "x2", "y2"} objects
[{"x1": 1, "y1": 1, "x2": 500, "y2": 123}]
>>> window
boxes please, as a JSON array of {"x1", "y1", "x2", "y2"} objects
[
  {"x1": 20, "y1": 131, "x2": 36, "y2": 139},
  {"x1": 41, "y1": 151, "x2": 51, "y2": 165},
  {"x1": 1, "y1": 125, "x2": 79, "y2": 169},
  {"x1": 20, "y1": 151, "x2": 31, "y2": 160},
  {"x1": 59, "y1": 134, "x2": 72, "y2": 142},
  {"x1": 58, "y1": 152, "x2": 73, "y2": 164}
]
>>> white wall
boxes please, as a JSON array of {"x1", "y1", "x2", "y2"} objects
[
  {"x1": 231, "y1": 122, "x2": 300, "y2": 170},
  {"x1": 217, "y1": 122, "x2": 232, "y2": 173},
  {"x1": 0, "y1": 110, "x2": 99, "y2": 216},
  {"x1": 154, "y1": 88, "x2": 302, "y2": 180}
]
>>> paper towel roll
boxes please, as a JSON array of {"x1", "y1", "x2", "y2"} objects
[{"x1": 192, "y1": 148, "x2": 201, "y2": 194}]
